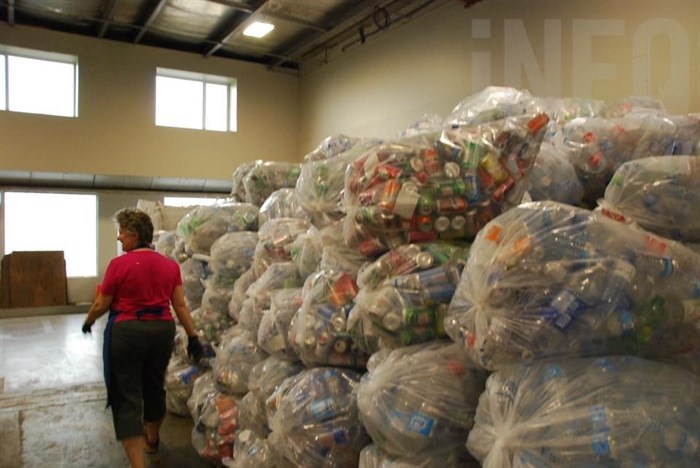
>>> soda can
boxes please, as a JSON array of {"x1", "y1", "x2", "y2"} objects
[
  {"x1": 382, "y1": 311, "x2": 403, "y2": 331},
  {"x1": 416, "y1": 266, "x2": 453, "y2": 288},
  {"x1": 444, "y1": 162, "x2": 461, "y2": 179},
  {"x1": 435, "y1": 179, "x2": 467, "y2": 197},
  {"x1": 408, "y1": 231, "x2": 438, "y2": 243},
  {"x1": 415, "y1": 252, "x2": 434, "y2": 269},
  {"x1": 462, "y1": 141, "x2": 486, "y2": 171},
  {"x1": 417, "y1": 189, "x2": 437, "y2": 214},
  {"x1": 479, "y1": 151, "x2": 509, "y2": 183},
  {"x1": 420, "y1": 148, "x2": 443, "y2": 175},
  {"x1": 451, "y1": 215, "x2": 467, "y2": 231},
  {"x1": 434, "y1": 216, "x2": 451, "y2": 233},
  {"x1": 332, "y1": 335, "x2": 351, "y2": 354},
  {"x1": 404, "y1": 307, "x2": 437, "y2": 327},
  {"x1": 491, "y1": 177, "x2": 515, "y2": 203},
  {"x1": 437, "y1": 197, "x2": 468, "y2": 213},
  {"x1": 358, "y1": 237, "x2": 386, "y2": 257},
  {"x1": 410, "y1": 156, "x2": 425, "y2": 172},
  {"x1": 400, "y1": 326, "x2": 437, "y2": 346},
  {"x1": 378, "y1": 180, "x2": 401, "y2": 211},
  {"x1": 416, "y1": 214, "x2": 434, "y2": 232},
  {"x1": 329, "y1": 274, "x2": 359, "y2": 308},
  {"x1": 392, "y1": 273, "x2": 421, "y2": 290},
  {"x1": 423, "y1": 283, "x2": 457, "y2": 303}
]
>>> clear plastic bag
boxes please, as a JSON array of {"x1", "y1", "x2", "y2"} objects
[
  {"x1": 445, "y1": 200, "x2": 700, "y2": 370},
  {"x1": 343, "y1": 113, "x2": 549, "y2": 256},
  {"x1": 356, "y1": 341, "x2": 487, "y2": 458},
  {"x1": 165, "y1": 356, "x2": 203, "y2": 416},
  {"x1": 468, "y1": 356, "x2": 700, "y2": 467},
  {"x1": 303, "y1": 134, "x2": 362, "y2": 162},
  {"x1": 267, "y1": 367, "x2": 369, "y2": 467},
  {"x1": 180, "y1": 256, "x2": 209, "y2": 310},
  {"x1": 359, "y1": 443, "x2": 479, "y2": 468},
  {"x1": 228, "y1": 267, "x2": 258, "y2": 321},
  {"x1": 600, "y1": 155, "x2": 700, "y2": 242},
  {"x1": 177, "y1": 202, "x2": 259, "y2": 254},
  {"x1": 243, "y1": 161, "x2": 302, "y2": 206},
  {"x1": 191, "y1": 391, "x2": 241, "y2": 464},
  {"x1": 253, "y1": 218, "x2": 311, "y2": 276},
  {"x1": 445, "y1": 86, "x2": 542, "y2": 127},
  {"x1": 258, "y1": 188, "x2": 306, "y2": 226},
  {"x1": 153, "y1": 229, "x2": 178, "y2": 259},
  {"x1": 209, "y1": 232, "x2": 258, "y2": 287},
  {"x1": 258, "y1": 288, "x2": 303, "y2": 360},
  {"x1": 231, "y1": 161, "x2": 258, "y2": 202},
  {"x1": 528, "y1": 141, "x2": 584, "y2": 205},
  {"x1": 213, "y1": 330, "x2": 267, "y2": 395}
]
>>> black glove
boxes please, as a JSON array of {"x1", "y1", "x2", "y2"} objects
[
  {"x1": 187, "y1": 335, "x2": 204, "y2": 363},
  {"x1": 82, "y1": 321, "x2": 93, "y2": 334}
]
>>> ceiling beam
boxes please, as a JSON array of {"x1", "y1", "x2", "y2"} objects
[
  {"x1": 204, "y1": 0, "x2": 268, "y2": 58},
  {"x1": 264, "y1": 11, "x2": 329, "y2": 33},
  {"x1": 206, "y1": 0, "x2": 254, "y2": 13},
  {"x1": 133, "y1": 0, "x2": 168, "y2": 44},
  {"x1": 98, "y1": 0, "x2": 121, "y2": 37}
]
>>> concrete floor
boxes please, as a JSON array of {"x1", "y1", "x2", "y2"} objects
[{"x1": 0, "y1": 313, "x2": 213, "y2": 468}]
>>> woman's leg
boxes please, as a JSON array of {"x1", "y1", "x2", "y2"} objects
[
  {"x1": 121, "y1": 436, "x2": 146, "y2": 468},
  {"x1": 142, "y1": 321, "x2": 176, "y2": 449}
]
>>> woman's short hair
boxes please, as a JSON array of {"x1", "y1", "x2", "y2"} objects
[{"x1": 115, "y1": 208, "x2": 154, "y2": 245}]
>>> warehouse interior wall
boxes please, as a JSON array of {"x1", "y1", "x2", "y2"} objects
[
  {"x1": 298, "y1": 0, "x2": 700, "y2": 153},
  {"x1": 0, "y1": 22, "x2": 301, "y2": 181}
]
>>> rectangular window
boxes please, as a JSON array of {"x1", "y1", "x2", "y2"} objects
[
  {"x1": 0, "y1": 45, "x2": 79, "y2": 117},
  {"x1": 156, "y1": 67, "x2": 237, "y2": 132},
  {"x1": 3, "y1": 192, "x2": 97, "y2": 277}
]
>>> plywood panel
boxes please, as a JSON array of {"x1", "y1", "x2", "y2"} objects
[{"x1": 0, "y1": 252, "x2": 68, "y2": 308}]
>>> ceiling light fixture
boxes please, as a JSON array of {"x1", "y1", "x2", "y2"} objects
[{"x1": 243, "y1": 22, "x2": 275, "y2": 38}]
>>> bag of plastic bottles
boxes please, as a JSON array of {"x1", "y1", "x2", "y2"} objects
[
  {"x1": 603, "y1": 95, "x2": 666, "y2": 118},
  {"x1": 600, "y1": 155, "x2": 700, "y2": 242},
  {"x1": 468, "y1": 356, "x2": 700, "y2": 467},
  {"x1": 359, "y1": 443, "x2": 479, "y2": 468},
  {"x1": 258, "y1": 288, "x2": 303, "y2": 360},
  {"x1": 303, "y1": 134, "x2": 362, "y2": 162},
  {"x1": 226, "y1": 430, "x2": 287, "y2": 468},
  {"x1": 243, "y1": 161, "x2": 302, "y2": 206},
  {"x1": 267, "y1": 367, "x2": 370, "y2": 467},
  {"x1": 356, "y1": 341, "x2": 487, "y2": 458},
  {"x1": 445, "y1": 200, "x2": 700, "y2": 370},
  {"x1": 540, "y1": 97, "x2": 606, "y2": 127},
  {"x1": 343, "y1": 113, "x2": 549, "y2": 256},
  {"x1": 177, "y1": 202, "x2": 259, "y2": 255},
  {"x1": 153, "y1": 230, "x2": 178, "y2": 259},
  {"x1": 527, "y1": 141, "x2": 584, "y2": 205},
  {"x1": 666, "y1": 114, "x2": 700, "y2": 155},
  {"x1": 445, "y1": 86, "x2": 542, "y2": 127},
  {"x1": 288, "y1": 270, "x2": 369, "y2": 368}
]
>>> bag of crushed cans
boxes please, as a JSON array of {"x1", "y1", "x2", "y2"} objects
[
  {"x1": 177, "y1": 202, "x2": 259, "y2": 255},
  {"x1": 267, "y1": 367, "x2": 370, "y2": 467},
  {"x1": 343, "y1": 112, "x2": 549, "y2": 256},
  {"x1": 231, "y1": 161, "x2": 257, "y2": 202},
  {"x1": 356, "y1": 341, "x2": 487, "y2": 459},
  {"x1": 468, "y1": 356, "x2": 700, "y2": 467},
  {"x1": 165, "y1": 357, "x2": 203, "y2": 416},
  {"x1": 600, "y1": 156, "x2": 700, "y2": 242},
  {"x1": 243, "y1": 161, "x2": 302, "y2": 206},
  {"x1": 288, "y1": 270, "x2": 369, "y2": 368},
  {"x1": 191, "y1": 391, "x2": 241, "y2": 464},
  {"x1": 258, "y1": 188, "x2": 306, "y2": 226},
  {"x1": 228, "y1": 266, "x2": 257, "y2": 321},
  {"x1": 445, "y1": 200, "x2": 700, "y2": 370}
]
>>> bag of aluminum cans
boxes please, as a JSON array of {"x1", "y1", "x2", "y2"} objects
[
  {"x1": 253, "y1": 218, "x2": 311, "y2": 276},
  {"x1": 356, "y1": 242, "x2": 468, "y2": 290},
  {"x1": 289, "y1": 226, "x2": 324, "y2": 278},
  {"x1": 243, "y1": 161, "x2": 302, "y2": 207},
  {"x1": 227, "y1": 430, "x2": 287, "y2": 468},
  {"x1": 165, "y1": 357, "x2": 203, "y2": 416},
  {"x1": 177, "y1": 202, "x2": 259, "y2": 255},
  {"x1": 213, "y1": 329, "x2": 268, "y2": 395},
  {"x1": 303, "y1": 134, "x2": 361, "y2": 162},
  {"x1": 231, "y1": 161, "x2": 258, "y2": 202},
  {"x1": 236, "y1": 391, "x2": 268, "y2": 439},
  {"x1": 600, "y1": 156, "x2": 700, "y2": 242},
  {"x1": 359, "y1": 443, "x2": 479, "y2": 468},
  {"x1": 356, "y1": 341, "x2": 487, "y2": 459},
  {"x1": 267, "y1": 367, "x2": 370, "y2": 467},
  {"x1": 180, "y1": 256, "x2": 209, "y2": 310},
  {"x1": 201, "y1": 279, "x2": 237, "y2": 322},
  {"x1": 154, "y1": 229, "x2": 178, "y2": 259},
  {"x1": 191, "y1": 391, "x2": 241, "y2": 464},
  {"x1": 665, "y1": 114, "x2": 700, "y2": 155},
  {"x1": 247, "y1": 262, "x2": 304, "y2": 314},
  {"x1": 540, "y1": 97, "x2": 606, "y2": 127},
  {"x1": 343, "y1": 112, "x2": 549, "y2": 256},
  {"x1": 288, "y1": 270, "x2": 369, "y2": 368},
  {"x1": 468, "y1": 356, "x2": 700, "y2": 467},
  {"x1": 603, "y1": 95, "x2": 666, "y2": 118},
  {"x1": 258, "y1": 188, "x2": 306, "y2": 226},
  {"x1": 549, "y1": 113, "x2": 678, "y2": 207},
  {"x1": 258, "y1": 288, "x2": 303, "y2": 360},
  {"x1": 528, "y1": 141, "x2": 584, "y2": 205},
  {"x1": 399, "y1": 113, "x2": 445, "y2": 138},
  {"x1": 192, "y1": 306, "x2": 232, "y2": 348},
  {"x1": 445, "y1": 200, "x2": 700, "y2": 370},
  {"x1": 228, "y1": 267, "x2": 257, "y2": 321},
  {"x1": 445, "y1": 86, "x2": 542, "y2": 127}
]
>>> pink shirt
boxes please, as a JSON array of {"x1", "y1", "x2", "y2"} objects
[{"x1": 101, "y1": 250, "x2": 181, "y2": 323}]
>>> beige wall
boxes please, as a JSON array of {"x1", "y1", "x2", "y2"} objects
[
  {"x1": 299, "y1": 0, "x2": 700, "y2": 153},
  {"x1": 0, "y1": 23, "x2": 301, "y2": 180}
]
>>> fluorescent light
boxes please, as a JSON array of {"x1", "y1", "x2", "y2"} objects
[{"x1": 243, "y1": 22, "x2": 275, "y2": 38}]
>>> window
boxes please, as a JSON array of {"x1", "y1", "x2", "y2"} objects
[
  {"x1": 0, "y1": 45, "x2": 79, "y2": 117},
  {"x1": 156, "y1": 68, "x2": 237, "y2": 132},
  {"x1": 3, "y1": 192, "x2": 97, "y2": 277},
  {"x1": 163, "y1": 196, "x2": 226, "y2": 207}
]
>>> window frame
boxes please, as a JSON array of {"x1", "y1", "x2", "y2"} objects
[
  {"x1": 155, "y1": 67, "x2": 237, "y2": 132},
  {"x1": 0, "y1": 44, "x2": 79, "y2": 117}
]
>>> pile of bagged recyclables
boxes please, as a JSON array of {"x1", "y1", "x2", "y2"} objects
[{"x1": 151, "y1": 86, "x2": 700, "y2": 467}]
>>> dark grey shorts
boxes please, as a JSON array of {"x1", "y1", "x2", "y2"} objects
[{"x1": 109, "y1": 320, "x2": 175, "y2": 440}]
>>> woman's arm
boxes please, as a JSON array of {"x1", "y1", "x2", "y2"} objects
[
  {"x1": 170, "y1": 284, "x2": 198, "y2": 337},
  {"x1": 84, "y1": 293, "x2": 113, "y2": 327}
]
